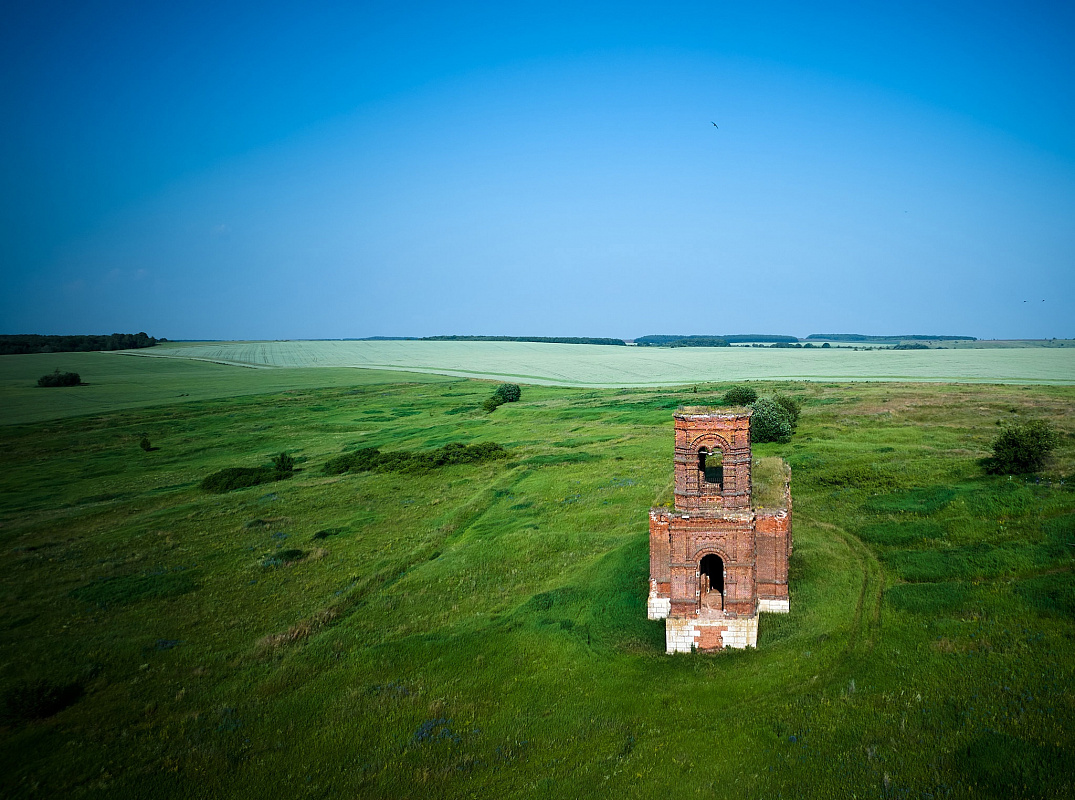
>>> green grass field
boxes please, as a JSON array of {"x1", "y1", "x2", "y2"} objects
[
  {"x1": 0, "y1": 351, "x2": 451, "y2": 425},
  {"x1": 1, "y1": 358, "x2": 1074, "y2": 798}
]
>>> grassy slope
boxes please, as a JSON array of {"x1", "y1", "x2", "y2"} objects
[{"x1": 1, "y1": 370, "x2": 1073, "y2": 798}]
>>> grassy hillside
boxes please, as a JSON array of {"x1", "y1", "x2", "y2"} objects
[{"x1": 1, "y1": 370, "x2": 1073, "y2": 798}]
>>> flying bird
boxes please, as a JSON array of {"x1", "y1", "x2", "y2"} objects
[{"x1": 711, "y1": 122, "x2": 718, "y2": 128}]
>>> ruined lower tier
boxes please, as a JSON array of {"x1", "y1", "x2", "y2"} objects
[{"x1": 648, "y1": 504, "x2": 791, "y2": 652}]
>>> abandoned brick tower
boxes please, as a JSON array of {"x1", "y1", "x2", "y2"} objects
[{"x1": 648, "y1": 408, "x2": 792, "y2": 652}]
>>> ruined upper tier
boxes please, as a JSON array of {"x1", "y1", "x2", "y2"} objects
[{"x1": 672, "y1": 408, "x2": 753, "y2": 513}]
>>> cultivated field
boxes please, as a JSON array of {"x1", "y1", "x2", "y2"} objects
[
  {"x1": 1, "y1": 359, "x2": 1074, "y2": 798},
  {"x1": 136, "y1": 340, "x2": 1075, "y2": 386}
]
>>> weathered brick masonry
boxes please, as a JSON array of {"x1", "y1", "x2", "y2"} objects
[{"x1": 648, "y1": 409, "x2": 792, "y2": 652}]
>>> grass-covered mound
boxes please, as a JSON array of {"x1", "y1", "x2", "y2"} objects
[
  {"x1": 752, "y1": 456, "x2": 789, "y2": 508},
  {"x1": 323, "y1": 441, "x2": 507, "y2": 475}
]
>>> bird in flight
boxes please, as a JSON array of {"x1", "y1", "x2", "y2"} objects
[{"x1": 711, "y1": 122, "x2": 719, "y2": 128}]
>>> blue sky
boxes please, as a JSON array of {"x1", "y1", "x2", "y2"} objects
[{"x1": 3, "y1": 1, "x2": 1074, "y2": 340}]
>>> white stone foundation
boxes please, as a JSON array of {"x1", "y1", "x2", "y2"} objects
[
  {"x1": 664, "y1": 615, "x2": 759, "y2": 653},
  {"x1": 647, "y1": 596, "x2": 670, "y2": 620},
  {"x1": 665, "y1": 617, "x2": 697, "y2": 653},
  {"x1": 758, "y1": 598, "x2": 790, "y2": 613},
  {"x1": 721, "y1": 616, "x2": 759, "y2": 649}
]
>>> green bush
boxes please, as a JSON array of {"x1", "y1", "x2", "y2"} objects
[
  {"x1": 37, "y1": 370, "x2": 81, "y2": 387},
  {"x1": 272, "y1": 452, "x2": 295, "y2": 474},
  {"x1": 495, "y1": 383, "x2": 521, "y2": 403},
  {"x1": 723, "y1": 385, "x2": 757, "y2": 406},
  {"x1": 139, "y1": 437, "x2": 152, "y2": 452},
  {"x1": 201, "y1": 466, "x2": 290, "y2": 493},
  {"x1": 323, "y1": 442, "x2": 508, "y2": 475},
  {"x1": 750, "y1": 398, "x2": 792, "y2": 443},
  {"x1": 483, "y1": 383, "x2": 522, "y2": 412},
  {"x1": 983, "y1": 420, "x2": 1059, "y2": 474},
  {"x1": 772, "y1": 393, "x2": 801, "y2": 430}
]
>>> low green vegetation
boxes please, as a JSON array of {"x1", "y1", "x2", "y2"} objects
[
  {"x1": 751, "y1": 457, "x2": 789, "y2": 508},
  {"x1": 323, "y1": 441, "x2": 508, "y2": 475},
  {"x1": 201, "y1": 452, "x2": 297, "y2": 493},
  {"x1": 482, "y1": 382, "x2": 522, "y2": 412},
  {"x1": 0, "y1": 366, "x2": 1073, "y2": 798},
  {"x1": 714, "y1": 386, "x2": 801, "y2": 444},
  {"x1": 773, "y1": 392, "x2": 801, "y2": 428},
  {"x1": 36, "y1": 369, "x2": 81, "y2": 387},
  {"x1": 200, "y1": 465, "x2": 292, "y2": 493},
  {"x1": 984, "y1": 419, "x2": 1060, "y2": 475},
  {"x1": 722, "y1": 385, "x2": 758, "y2": 405},
  {"x1": 750, "y1": 396, "x2": 794, "y2": 443}
]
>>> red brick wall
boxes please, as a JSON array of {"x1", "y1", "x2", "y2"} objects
[
  {"x1": 697, "y1": 626, "x2": 726, "y2": 651},
  {"x1": 755, "y1": 509, "x2": 791, "y2": 601},
  {"x1": 673, "y1": 412, "x2": 752, "y2": 512}
]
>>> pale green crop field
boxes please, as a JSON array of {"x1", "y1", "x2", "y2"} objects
[{"x1": 136, "y1": 339, "x2": 1075, "y2": 386}]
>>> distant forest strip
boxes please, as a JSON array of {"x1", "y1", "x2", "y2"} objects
[
  {"x1": 0, "y1": 333, "x2": 163, "y2": 355},
  {"x1": 635, "y1": 334, "x2": 798, "y2": 346},
  {"x1": 421, "y1": 335, "x2": 627, "y2": 346},
  {"x1": 805, "y1": 333, "x2": 977, "y2": 342}
]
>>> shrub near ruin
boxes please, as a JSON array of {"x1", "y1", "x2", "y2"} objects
[
  {"x1": 722, "y1": 385, "x2": 757, "y2": 405},
  {"x1": 750, "y1": 398, "x2": 793, "y2": 443}
]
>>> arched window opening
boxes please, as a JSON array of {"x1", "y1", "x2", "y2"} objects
[
  {"x1": 699, "y1": 553, "x2": 725, "y2": 610},
  {"x1": 698, "y1": 448, "x2": 724, "y2": 487}
]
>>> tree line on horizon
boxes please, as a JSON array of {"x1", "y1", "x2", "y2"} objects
[
  {"x1": 635, "y1": 334, "x2": 798, "y2": 346},
  {"x1": 420, "y1": 335, "x2": 628, "y2": 346},
  {"x1": 0, "y1": 333, "x2": 163, "y2": 355},
  {"x1": 804, "y1": 333, "x2": 976, "y2": 342}
]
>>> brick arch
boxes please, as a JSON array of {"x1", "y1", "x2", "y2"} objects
[
  {"x1": 695, "y1": 548, "x2": 728, "y2": 611},
  {"x1": 688, "y1": 433, "x2": 731, "y2": 456},
  {"x1": 692, "y1": 544, "x2": 731, "y2": 564}
]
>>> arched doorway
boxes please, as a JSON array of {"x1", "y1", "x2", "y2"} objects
[
  {"x1": 697, "y1": 447, "x2": 724, "y2": 488},
  {"x1": 699, "y1": 553, "x2": 725, "y2": 610}
]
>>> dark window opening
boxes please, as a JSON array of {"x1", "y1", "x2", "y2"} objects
[
  {"x1": 698, "y1": 448, "x2": 724, "y2": 487},
  {"x1": 699, "y1": 554, "x2": 725, "y2": 610}
]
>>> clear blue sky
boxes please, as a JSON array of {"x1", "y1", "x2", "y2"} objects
[{"x1": 3, "y1": 1, "x2": 1074, "y2": 340}]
